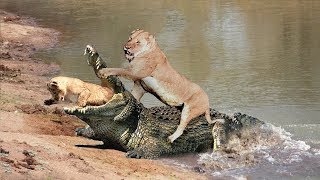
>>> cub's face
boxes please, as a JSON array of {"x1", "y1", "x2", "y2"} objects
[
  {"x1": 123, "y1": 29, "x2": 155, "y2": 62},
  {"x1": 47, "y1": 81, "x2": 65, "y2": 101}
]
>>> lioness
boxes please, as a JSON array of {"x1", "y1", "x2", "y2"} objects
[
  {"x1": 44, "y1": 76, "x2": 114, "y2": 107},
  {"x1": 98, "y1": 29, "x2": 216, "y2": 143}
]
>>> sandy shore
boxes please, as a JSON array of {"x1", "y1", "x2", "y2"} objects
[{"x1": 0, "y1": 10, "x2": 206, "y2": 179}]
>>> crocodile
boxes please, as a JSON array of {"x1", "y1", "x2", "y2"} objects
[{"x1": 64, "y1": 45, "x2": 264, "y2": 159}]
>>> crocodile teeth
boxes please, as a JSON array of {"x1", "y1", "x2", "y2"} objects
[
  {"x1": 64, "y1": 106, "x2": 89, "y2": 114},
  {"x1": 64, "y1": 107, "x2": 76, "y2": 113},
  {"x1": 79, "y1": 108, "x2": 86, "y2": 114},
  {"x1": 63, "y1": 107, "x2": 70, "y2": 112}
]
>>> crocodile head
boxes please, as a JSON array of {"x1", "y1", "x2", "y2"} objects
[
  {"x1": 64, "y1": 91, "x2": 142, "y2": 124},
  {"x1": 64, "y1": 90, "x2": 145, "y2": 152}
]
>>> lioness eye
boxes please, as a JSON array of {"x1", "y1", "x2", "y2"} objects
[{"x1": 136, "y1": 41, "x2": 140, "y2": 44}]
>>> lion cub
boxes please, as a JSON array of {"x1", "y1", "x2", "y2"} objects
[
  {"x1": 44, "y1": 76, "x2": 114, "y2": 107},
  {"x1": 98, "y1": 29, "x2": 217, "y2": 143}
]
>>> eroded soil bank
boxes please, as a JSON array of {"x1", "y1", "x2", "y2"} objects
[{"x1": 0, "y1": 10, "x2": 205, "y2": 179}]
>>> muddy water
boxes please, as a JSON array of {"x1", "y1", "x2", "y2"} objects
[{"x1": 1, "y1": 0, "x2": 320, "y2": 179}]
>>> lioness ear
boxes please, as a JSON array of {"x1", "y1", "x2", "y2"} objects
[
  {"x1": 149, "y1": 34, "x2": 155, "y2": 39},
  {"x1": 131, "y1": 29, "x2": 141, "y2": 35},
  {"x1": 130, "y1": 29, "x2": 144, "y2": 37},
  {"x1": 48, "y1": 81, "x2": 58, "y2": 89},
  {"x1": 148, "y1": 34, "x2": 156, "y2": 43}
]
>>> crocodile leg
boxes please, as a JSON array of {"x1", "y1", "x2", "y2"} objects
[
  {"x1": 75, "y1": 126, "x2": 99, "y2": 140},
  {"x1": 126, "y1": 137, "x2": 169, "y2": 159}
]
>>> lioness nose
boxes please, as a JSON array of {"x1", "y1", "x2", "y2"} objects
[{"x1": 124, "y1": 45, "x2": 130, "y2": 50}]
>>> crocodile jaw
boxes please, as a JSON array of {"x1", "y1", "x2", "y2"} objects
[{"x1": 64, "y1": 93, "x2": 124, "y2": 115}]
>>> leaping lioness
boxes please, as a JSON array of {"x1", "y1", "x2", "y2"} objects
[{"x1": 98, "y1": 29, "x2": 219, "y2": 143}]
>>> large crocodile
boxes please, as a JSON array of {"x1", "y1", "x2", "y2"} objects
[{"x1": 64, "y1": 46, "x2": 264, "y2": 159}]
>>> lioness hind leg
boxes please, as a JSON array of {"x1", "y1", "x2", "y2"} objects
[
  {"x1": 168, "y1": 122, "x2": 189, "y2": 143},
  {"x1": 77, "y1": 89, "x2": 91, "y2": 107},
  {"x1": 205, "y1": 109, "x2": 214, "y2": 124},
  {"x1": 168, "y1": 105, "x2": 193, "y2": 143}
]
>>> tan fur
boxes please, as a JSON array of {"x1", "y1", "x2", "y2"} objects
[
  {"x1": 46, "y1": 76, "x2": 114, "y2": 107},
  {"x1": 98, "y1": 29, "x2": 215, "y2": 143}
]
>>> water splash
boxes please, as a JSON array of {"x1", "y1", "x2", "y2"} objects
[{"x1": 197, "y1": 123, "x2": 320, "y2": 179}]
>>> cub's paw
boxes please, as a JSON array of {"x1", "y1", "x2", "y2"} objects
[{"x1": 44, "y1": 99, "x2": 56, "y2": 105}]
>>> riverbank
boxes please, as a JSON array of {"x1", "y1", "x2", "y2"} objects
[{"x1": 0, "y1": 10, "x2": 205, "y2": 179}]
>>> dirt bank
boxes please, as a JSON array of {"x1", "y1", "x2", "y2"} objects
[{"x1": 0, "y1": 10, "x2": 205, "y2": 179}]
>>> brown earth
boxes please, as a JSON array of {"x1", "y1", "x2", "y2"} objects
[{"x1": 0, "y1": 10, "x2": 206, "y2": 180}]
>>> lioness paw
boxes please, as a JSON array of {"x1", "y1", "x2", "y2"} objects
[{"x1": 97, "y1": 69, "x2": 111, "y2": 79}]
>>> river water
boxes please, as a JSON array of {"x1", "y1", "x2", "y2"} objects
[{"x1": 1, "y1": 0, "x2": 319, "y2": 179}]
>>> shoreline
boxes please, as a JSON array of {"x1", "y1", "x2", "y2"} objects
[{"x1": 0, "y1": 10, "x2": 205, "y2": 179}]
